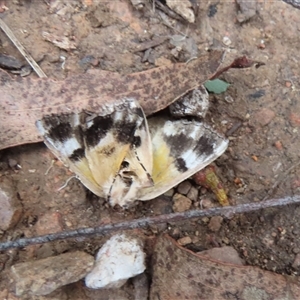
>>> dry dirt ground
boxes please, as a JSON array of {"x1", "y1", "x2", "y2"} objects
[{"x1": 1, "y1": 0, "x2": 300, "y2": 298}]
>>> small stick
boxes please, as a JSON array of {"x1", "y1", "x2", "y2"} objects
[
  {"x1": 57, "y1": 176, "x2": 77, "y2": 191},
  {"x1": 0, "y1": 18, "x2": 47, "y2": 78},
  {"x1": 1, "y1": 195, "x2": 300, "y2": 251},
  {"x1": 134, "y1": 36, "x2": 168, "y2": 53},
  {"x1": 155, "y1": 0, "x2": 183, "y2": 22}
]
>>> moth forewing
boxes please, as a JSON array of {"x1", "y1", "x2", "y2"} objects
[{"x1": 36, "y1": 98, "x2": 153, "y2": 205}]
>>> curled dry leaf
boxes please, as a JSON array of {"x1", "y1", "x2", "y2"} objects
[
  {"x1": 194, "y1": 166, "x2": 229, "y2": 206},
  {"x1": 230, "y1": 56, "x2": 265, "y2": 69},
  {"x1": 210, "y1": 56, "x2": 265, "y2": 80}
]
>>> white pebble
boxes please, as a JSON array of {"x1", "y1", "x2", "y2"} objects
[
  {"x1": 222, "y1": 36, "x2": 232, "y2": 46},
  {"x1": 85, "y1": 233, "x2": 146, "y2": 289}
]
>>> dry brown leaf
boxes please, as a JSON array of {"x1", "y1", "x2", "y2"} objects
[
  {"x1": 150, "y1": 234, "x2": 300, "y2": 299},
  {"x1": 0, "y1": 50, "x2": 224, "y2": 150}
]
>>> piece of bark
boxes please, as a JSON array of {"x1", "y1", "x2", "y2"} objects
[{"x1": 166, "y1": 0, "x2": 195, "y2": 23}]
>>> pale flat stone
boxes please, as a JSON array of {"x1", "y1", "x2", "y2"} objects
[
  {"x1": 11, "y1": 251, "x2": 94, "y2": 296},
  {"x1": 177, "y1": 236, "x2": 192, "y2": 246}
]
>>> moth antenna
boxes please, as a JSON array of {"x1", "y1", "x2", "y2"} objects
[
  {"x1": 44, "y1": 159, "x2": 55, "y2": 175},
  {"x1": 132, "y1": 144, "x2": 153, "y2": 185},
  {"x1": 107, "y1": 173, "x2": 119, "y2": 203}
]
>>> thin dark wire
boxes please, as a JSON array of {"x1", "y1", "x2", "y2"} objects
[
  {"x1": 282, "y1": 0, "x2": 300, "y2": 9},
  {"x1": 1, "y1": 195, "x2": 300, "y2": 251}
]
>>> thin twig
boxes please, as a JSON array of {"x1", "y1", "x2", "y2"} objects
[
  {"x1": 185, "y1": 56, "x2": 198, "y2": 64},
  {"x1": 133, "y1": 36, "x2": 168, "y2": 53},
  {"x1": 1, "y1": 195, "x2": 300, "y2": 251},
  {"x1": 157, "y1": 10, "x2": 188, "y2": 37},
  {"x1": 0, "y1": 18, "x2": 47, "y2": 78},
  {"x1": 155, "y1": 0, "x2": 183, "y2": 22},
  {"x1": 57, "y1": 176, "x2": 77, "y2": 191}
]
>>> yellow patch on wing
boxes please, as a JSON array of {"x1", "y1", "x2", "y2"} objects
[
  {"x1": 151, "y1": 141, "x2": 180, "y2": 184},
  {"x1": 138, "y1": 138, "x2": 181, "y2": 200},
  {"x1": 86, "y1": 138, "x2": 130, "y2": 194},
  {"x1": 71, "y1": 158, "x2": 105, "y2": 197}
]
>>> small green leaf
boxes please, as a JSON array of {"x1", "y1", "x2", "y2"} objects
[{"x1": 204, "y1": 79, "x2": 230, "y2": 94}]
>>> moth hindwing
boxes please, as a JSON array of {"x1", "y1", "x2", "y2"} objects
[
  {"x1": 36, "y1": 98, "x2": 153, "y2": 206},
  {"x1": 136, "y1": 116, "x2": 228, "y2": 200}
]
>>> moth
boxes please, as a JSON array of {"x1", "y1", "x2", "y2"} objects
[{"x1": 36, "y1": 98, "x2": 228, "y2": 207}]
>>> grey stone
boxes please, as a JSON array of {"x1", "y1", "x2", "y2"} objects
[
  {"x1": 187, "y1": 186, "x2": 199, "y2": 202},
  {"x1": 177, "y1": 181, "x2": 192, "y2": 195},
  {"x1": 208, "y1": 216, "x2": 223, "y2": 232},
  {"x1": 172, "y1": 193, "x2": 192, "y2": 212},
  {"x1": 0, "y1": 178, "x2": 22, "y2": 230}
]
